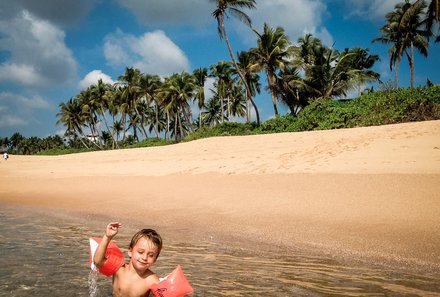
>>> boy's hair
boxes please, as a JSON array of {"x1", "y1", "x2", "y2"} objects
[{"x1": 129, "y1": 228, "x2": 163, "y2": 258}]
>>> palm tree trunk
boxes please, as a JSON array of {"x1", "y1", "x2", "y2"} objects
[
  {"x1": 394, "y1": 59, "x2": 401, "y2": 90},
  {"x1": 166, "y1": 110, "x2": 170, "y2": 141},
  {"x1": 133, "y1": 104, "x2": 148, "y2": 139},
  {"x1": 154, "y1": 104, "x2": 160, "y2": 138},
  {"x1": 246, "y1": 87, "x2": 260, "y2": 124},
  {"x1": 409, "y1": 44, "x2": 415, "y2": 88},
  {"x1": 227, "y1": 96, "x2": 231, "y2": 121},
  {"x1": 122, "y1": 113, "x2": 127, "y2": 142},
  {"x1": 266, "y1": 72, "x2": 279, "y2": 115},
  {"x1": 246, "y1": 97, "x2": 250, "y2": 122},
  {"x1": 222, "y1": 23, "x2": 260, "y2": 125},
  {"x1": 76, "y1": 131, "x2": 89, "y2": 149},
  {"x1": 220, "y1": 96, "x2": 224, "y2": 123},
  {"x1": 100, "y1": 106, "x2": 116, "y2": 149}
]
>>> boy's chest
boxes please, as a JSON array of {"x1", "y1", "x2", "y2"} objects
[{"x1": 113, "y1": 277, "x2": 150, "y2": 297}]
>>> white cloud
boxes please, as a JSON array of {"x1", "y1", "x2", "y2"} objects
[
  {"x1": 117, "y1": 0, "x2": 333, "y2": 48},
  {"x1": 0, "y1": 92, "x2": 51, "y2": 110},
  {"x1": 116, "y1": 0, "x2": 213, "y2": 26},
  {"x1": 104, "y1": 29, "x2": 190, "y2": 76},
  {"x1": 0, "y1": 92, "x2": 51, "y2": 128},
  {"x1": 342, "y1": 0, "x2": 402, "y2": 20},
  {"x1": 0, "y1": 0, "x2": 96, "y2": 27},
  {"x1": 238, "y1": 0, "x2": 332, "y2": 46},
  {"x1": 0, "y1": 114, "x2": 28, "y2": 127},
  {"x1": 79, "y1": 70, "x2": 115, "y2": 90},
  {"x1": 0, "y1": 10, "x2": 77, "y2": 88}
]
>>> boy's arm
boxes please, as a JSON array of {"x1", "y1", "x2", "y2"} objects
[{"x1": 93, "y1": 222, "x2": 122, "y2": 268}]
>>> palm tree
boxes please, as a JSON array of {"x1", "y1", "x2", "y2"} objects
[
  {"x1": 211, "y1": 0, "x2": 260, "y2": 124},
  {"x1": 112, "y1": 120, "x2": 124, "y2": 144},
  {"x1": 298, "y1": 46, "x2": 380, "y2": 101},
  {"x1": 57, "y1": 98, "x2": 89, "y2": 148},
  {"x1": 160, "y1": 72, "x2": 196, "y2": 142},
  {"x1": 90, "y1": 79, "x2": 116, "y2": 148},
  {"x1": 117, "y1": 67, "x2": 143, "y2": 141},
  {"x1": 398, "y1": 0, "x2": 430, "y2": 87},
  {"x1": 372, "y1": 17, "x2": 402, "y2": 89},
  {"x1": 237, "y1": 51, "x2": 261, "y2": 122},
  {"x1": 425, "y1": 0, "x2": 440, "y2": 42},
  {"x1": 373, "y1": 0, "x2": 430, "y2": 88},
  {"x1": 229, "y1": 84, "x2": 247, "y2": 118},
  {"x1": 251, "y1": 23, "x2": 292, "y2": 116},
  {"x1": 77, "y1": 88, "x2": 102, "y2": 149},
  {"x1": 193, "y1": 68, "x2": 208, "y2": 129},
  {"x1": 202, "y1": 95, "x2": 224, "y2": 127},
  {"x1": 210, "y1": 61, "x2": 234, "y2": 123},
  {"x1": 9, "y1": 132, "x2": 24, "y2": 154},
  {"x1": 342, "y1": 48, "x2": 381, "y2": 96},
  {"x1": 293, "y1": 33, "x2": 323, "y2": 77},
  {"x1": 274, "y1": 65, "x2": 305, "y2": 114}
]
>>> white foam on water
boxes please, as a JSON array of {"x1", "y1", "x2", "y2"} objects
[{"x1": 88, "y1": 269, "x2": 99, "y2": 297}]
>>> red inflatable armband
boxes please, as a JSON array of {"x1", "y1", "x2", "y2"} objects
[
  {"x1": 89, "y1": 237, "x2": 125, "y2": 277},
  {"x1": 151, "y1": 265, "x2": 194, "y2": 297}
]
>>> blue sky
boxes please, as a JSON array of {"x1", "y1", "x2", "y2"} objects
[{"x1": 0, "y1": 0, "x2": 439, "y2": 138}]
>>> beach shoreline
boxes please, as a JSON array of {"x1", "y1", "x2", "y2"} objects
[{"x1": 1, "y1": 120, "x2": 439, "y2": 275}]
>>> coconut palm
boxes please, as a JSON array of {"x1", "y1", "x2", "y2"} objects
[
  {"x1": 160, "y1": 72, "x2": 196, "y2": 142},
  {"x1": 251, "y1": 23, "x2": 292, "y2": 116},
  {"x1": 293, "y1": 33, "x2": 323, "y2": 77},
  {"x1": 90, "y1": 79, "x2": 117, "y2": 148},
  {"x1": 274, "y1": 65, "x2": 305, "y2": 114},
  {"x1": 299, "y1": 46, "x2": 380, "y2": 101},
  {"x1": 193, "y1": 68, "x2": 208, "y2": 129},
  {"x1": 210, "y1": 61, "x2": 234, "y2": 123},
  {"x1": 139, "y1": 74, "x2": 162, "y2": 138},
  {"x1": 117, "y1": 67, "x2": 144, "y2": 141},
  {"x1": 77, "y1": 88, "x2": 102, "y2": 149},
  {"x1": 229, "y1": 84, "x2": 247, "y2": 118},
  {"x1": 112, "y1": 120, "x2": 124, "y2": 144},
  {"x1": 236, "y1": 51, "x2": 261, "y2": 122},
  {"x1": 342, "y1": 48, "x2": 381, "y2": 95},
  {"x1": 202, "y1": 95, "x2": 224, "y2": 127},
  {"x1": 425, "y1": 0, "x2": 440, "y2": 41},
  {"x1": 211, "y1": 0, "x2": 260, "y2": 124},
  {"x1": 57, "y1": 98, "x2": 89, "y2": 148},
  {"x1": 373, "y1": 0, "x2": 430, "y2": 88},
  {"x1": 397, "y1": 0, "x2": 430, "y2": 87},
  {"x1": 372, "y1": 17, "x2": 403, "y2": 89},
  {"x1": 9, "y1": 132, "x2": 24, "y2": 154}
]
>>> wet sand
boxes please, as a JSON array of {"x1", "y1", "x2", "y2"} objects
[{"x1": 1, "y1": 120, "x2": 439, "y2": 273}]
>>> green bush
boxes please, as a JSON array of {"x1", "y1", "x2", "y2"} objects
[
  {"x1": 186, "y1": 85, "x2": 440, "y2": 139},
  {"x1": 123, "y1": 138, "x2": 173, "y2": 149},
  {"x1": 183, "y1": 122, "x2": 258, "y2": 141},
  {"x1": 255, "y1": 115, "x2": 297, "y2": 133},
  {"x1": 37, "y1": 147, "x2": 95, "y2": 155},
  {"x1": 350, "y1": 85, "x2": 440, "y2": 126},
  {"x1": 33, "y1": 85, "x2": 440, "y2": 155}
]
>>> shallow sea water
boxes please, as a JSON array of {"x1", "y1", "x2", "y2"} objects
[{"x1": 1, "y1": 205, "x2": 439, "y2": 297}]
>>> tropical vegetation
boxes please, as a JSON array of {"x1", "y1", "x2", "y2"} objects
[{"x1": 1, "y1": 0, "x2": 439, "y2": 155}]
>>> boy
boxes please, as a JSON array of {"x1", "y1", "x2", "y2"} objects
[{"x1": 94, "y1": 222, "x2": 163, "y2": 297}]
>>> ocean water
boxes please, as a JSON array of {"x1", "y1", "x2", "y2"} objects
[{"x1": 1, "y1": 204, "x2": 439, "y2": 297}]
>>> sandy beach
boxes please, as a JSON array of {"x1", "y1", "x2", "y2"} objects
[{"x1": 1, "y1": 120, "x2": 439, "y2": 274}]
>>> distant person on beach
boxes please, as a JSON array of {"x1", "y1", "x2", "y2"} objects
[
  {"x1": 3, "y1": 152, "x2": 8, "y2": 160},
  {"x1": 94, "y1": 222, "x2": 163, "y2": 297}
]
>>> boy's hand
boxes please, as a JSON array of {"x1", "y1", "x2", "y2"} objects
[{"x1": 105, "y1": 222, "x2": 122, "y2": 239}]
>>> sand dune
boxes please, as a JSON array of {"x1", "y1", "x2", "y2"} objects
[{"x1": 1, "y1": 120, "x2": 439, "y2": 273}]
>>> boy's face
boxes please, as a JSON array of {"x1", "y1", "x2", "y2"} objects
[{"x1": 128, "y1": 237, "x2": 159, "y2": 271}]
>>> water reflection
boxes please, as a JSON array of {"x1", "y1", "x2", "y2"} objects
[{"x1": 0, "y1": 205, "x2": 439, "y2": 297}]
